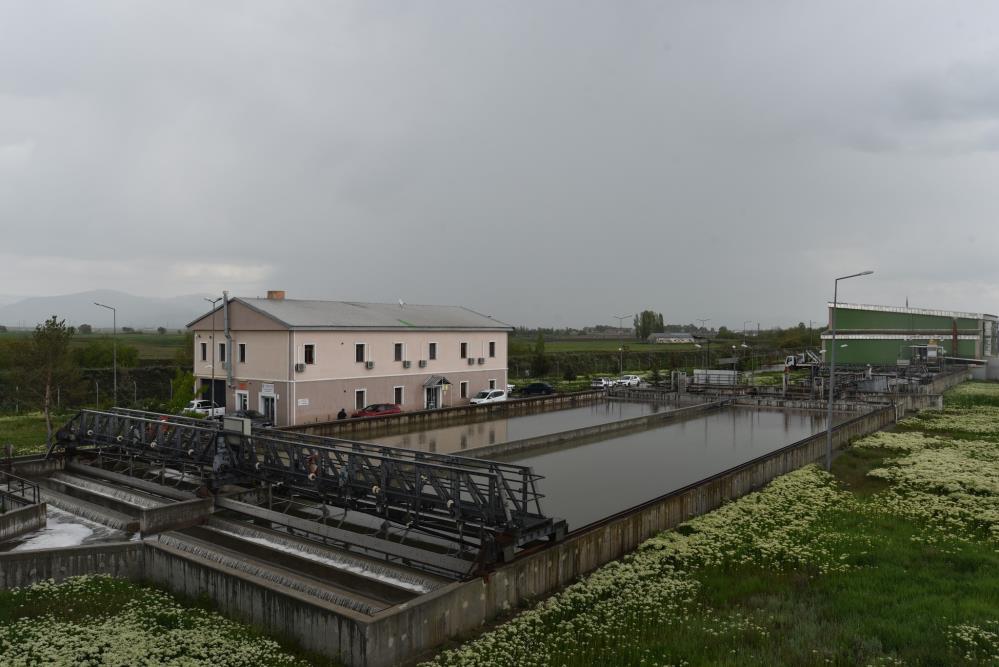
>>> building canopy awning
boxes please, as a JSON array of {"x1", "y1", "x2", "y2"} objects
[{"x1": 423, "y1": 375, "x2": 451, "y2": 387}]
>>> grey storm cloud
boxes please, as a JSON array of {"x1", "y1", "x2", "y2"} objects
[{"x1": 3, "y1": 1, "x2": 999, "y2": 328}]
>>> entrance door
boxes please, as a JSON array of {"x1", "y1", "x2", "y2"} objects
[
  {"x1": 425, "y1": 386, "x2": 439, "y2": 410},
  {"x1": 260, "y1": 395, "x2": 277, "y2": 423}
]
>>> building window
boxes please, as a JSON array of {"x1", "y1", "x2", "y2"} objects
[
  {"x1": 236, "y1": 391, "x2": 248, "y2": 411},
  {"x1": 238, "y1": 343, "x2": 246, "y2": 363},
  {"x1": 200, "y1": 342, "x2": 207, "y2": 361},
  {"x1": 489, "y1": 341, "x2": 496, "y2": 358},
  {"x1": 394, "y1": 343, "x2": 403, "y2": 362},
  {"x1": 355, "y1": 389, "x2": 366, "y2": 410},
  {"x1": 489, "y1": 379, "x2": 496, "y2": 390},
  {"x1": 355, "y1": 343, "x2": 365, "y2": 363},
  {"x1": 393, "y1": 386, "x2": 404, "y2": 405},
  {"x1": 428, "y1": 342, "x2": 437, "y2": 360},
  {"x1": 218, "y1": 342, "x2": 226, "y2": 363},
  {"x1": 460, "y1": 381, "x2": 468, "y2": 398},
  {"x1": 460, "y1": 342, "x2": 468, "y2": 359},
  {"x1": 304, "y1": 344, "x2": 316, "y2": 365}
]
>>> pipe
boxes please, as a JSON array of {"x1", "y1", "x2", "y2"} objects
[{"x1": 223, "y1": 290, "x2": 233, "y2": 390}]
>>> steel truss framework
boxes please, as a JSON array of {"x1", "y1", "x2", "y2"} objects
[{"x1": 50, "y1": 408, "x2": 566, "y2": 566}]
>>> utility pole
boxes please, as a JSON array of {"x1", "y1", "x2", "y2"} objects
[
  {"x1": 827, "y1": 270, "x2": 874, "y2": 470},
  {"x1": 205, "y1": 296, "x2": 223, "y2": 408},
  {"x1": 94, "y1": 302, "x2": 117, "y2": 406},
  {"x1": 613, "y1": 313, "x2": 635, "y2": 376}
]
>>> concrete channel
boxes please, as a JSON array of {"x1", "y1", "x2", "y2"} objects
[{"x1": 0, "y1": 369, "x2": 968, "y2": 666}]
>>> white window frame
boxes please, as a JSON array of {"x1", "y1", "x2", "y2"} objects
[
  {"x1": 303, "y1": 343, "x2": 317, "y2": 365},
  {"x1": 460, "y1": 341, "x2": 468, "y2": 359},
  {"x1": 200, "y1": 342, "x2": 207, "y2": 361},
  {"x1": 354, "y1": 388, "x2": 367, "y2": 410},
  {"x1": 428, "y1": 341, "x2": 438, "y2": 360},
  {"x1": 488, "y1": 379, "x2": 497, "y2": 390},
  {"x1": 489, "y1": 340, "x2": 496, "y2": 358},
  {"x1": 393, "y1": 385, "x2": 404, "y2": 405},
  {"x1": 238, "y1": 343, "x2": 246, "y2": 364},
  {"x1": 235, "y1": 390, "x2": 249, "y2": 411},
  {"x1": 394, "y1": 342, "x2": 405, "y2": 363},
  {"x1": 459, "y1": 381, "x2": 469, "y2": 399},
  {"x1": 218, "y1": 342, "x2": 226, "y2": 363},
  {"x1": 355, "y1": 342, "x2": 366, "y2": 364}
]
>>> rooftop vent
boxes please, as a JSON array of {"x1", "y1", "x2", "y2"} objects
[{"x1": 266, "y1": 290, "x2": 286, "y2": 300}]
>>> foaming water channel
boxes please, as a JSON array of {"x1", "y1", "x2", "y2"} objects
[{"x1": 0, "y1": 506, "x2": 131, "y2": 552}]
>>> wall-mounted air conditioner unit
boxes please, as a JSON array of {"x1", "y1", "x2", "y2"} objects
[
  {"x1": 467, "y1": 358, "x2": 475, "y2": 365},
  {"x1": 402, "y1": 360, "x2": 411, "y2": 368},
  {"x1": 294, "y1": 363, "x2": 306, "y2": 373},
  {"x1": 365, "y1": 361, "x2": 375, "y2": 369},
  {"x1": 418, "y1": 360, "x2": 428, "y2": 368},
  {"x1": 477, "y1": 357, "x2": 485, "y2": 364}
]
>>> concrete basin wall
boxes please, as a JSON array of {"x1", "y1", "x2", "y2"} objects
[
  {"x1": 281, "y1": 390, "x2": 606, "y2": 439},
  {"x1": 0, "y1": 541, "x2": 143, "y2": 588},
  {"x1": 0, "y1": 503, "x2": 47, "y2": 544}
]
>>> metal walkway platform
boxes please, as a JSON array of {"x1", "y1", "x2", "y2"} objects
[{"x1": 49, "y1": 408, "x2": 566, "y2": 571}]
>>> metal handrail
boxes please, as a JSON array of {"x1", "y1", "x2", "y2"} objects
[{"x1": 0, "y1": 469, "x2": 41, "y2": 508}]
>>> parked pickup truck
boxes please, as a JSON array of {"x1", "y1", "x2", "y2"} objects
[{"x1": 185, "y1": 400, "x2": 225, "y2": 418}]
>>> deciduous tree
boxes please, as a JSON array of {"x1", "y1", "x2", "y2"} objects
[{"x1": 13, "y1": 316, "x2": 81, "y2": 445}]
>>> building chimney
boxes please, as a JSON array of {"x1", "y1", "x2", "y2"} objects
[{"x1": 266, "y1": 290, "x2": 286, "y2": 300}]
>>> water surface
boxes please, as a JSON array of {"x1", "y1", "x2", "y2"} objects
[
  {"x1": 510, "y1": 407, "x2": 844, "y2": 530},
  {"x1": 373, "y1": 400, "x2": 668, "y2": 453}
]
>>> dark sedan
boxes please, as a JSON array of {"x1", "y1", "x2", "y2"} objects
[
  {"x1": 518, "y1": 382, "x2": 555, "y2": 396},
  {"x1": 351, "y1": 403, "x2": 403, "y2": 418}
]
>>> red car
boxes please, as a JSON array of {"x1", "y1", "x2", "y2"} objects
[{"x1": 351, "y1": 403, "x2": 403, "y2": 418}]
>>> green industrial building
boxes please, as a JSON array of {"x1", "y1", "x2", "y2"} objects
[{"x1": 821, "y1": 303, "x2": 999, "y2": 366}]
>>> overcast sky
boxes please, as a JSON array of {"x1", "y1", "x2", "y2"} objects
[{"x1": 3, "y1": 1, "x2": 999, "y2": 328}]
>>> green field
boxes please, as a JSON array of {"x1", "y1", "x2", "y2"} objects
[
  {"x1": 0, "y1": 330, "x2": 186, "y2": 360},
  {"x1": 424, "y1": 381, "x2": 999, "y2": 666},
  {"x1": 0, "y1": 412, "x2": 70, "y2": 455}
]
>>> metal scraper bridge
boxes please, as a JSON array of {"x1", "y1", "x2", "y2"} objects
[{"x1": 48, "y1": 408, "x2": 566, "y2": 572}]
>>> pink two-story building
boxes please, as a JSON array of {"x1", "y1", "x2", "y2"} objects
[{"x1": 187, "y1": 291, "x2": 512, "y2": 426}]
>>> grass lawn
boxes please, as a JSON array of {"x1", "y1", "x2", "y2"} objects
[
  {"x1": 0, "y1": 412, "x2": 69, "y2": 455},
  {"x1": 0, "y1": 576, "x2": 340, "y2": 666},
  {"x1": 423, "y1": 381, "x2": 999, "y2": 666}
]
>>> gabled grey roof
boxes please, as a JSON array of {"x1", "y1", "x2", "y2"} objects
[{"x1": 232, "y1": 298, "x2": 513, "y2": 331}]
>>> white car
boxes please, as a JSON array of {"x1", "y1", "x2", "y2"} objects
[
  {"x1": 507, "y1": 383, "x2": 516, "y2": 396},
  {"x1": 590, "y1": 377, "x2": 615, "y2": 389},
  {"x1": 470, "y1": 389, "x2": 507, "y2": 405},
  {"x1": 185, "y1": 399, "x2": 225, "y2": 418},
  {"x1": 618, "y1": 375, "x2": 641, "y2": 387}
]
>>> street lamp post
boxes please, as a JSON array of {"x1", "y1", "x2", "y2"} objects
[
  {"x1": 94, "y1": 302, "x2": 117, "y2": 406},
  {"x1": 826, "y1": 270, "x2": 874, "y2": 470},
  {"x1": 613, "y1": 313, "x2": 635, "y2": 376},
  {"x1": 205, "y1": 297, "x2": 223, "y2": 409}
]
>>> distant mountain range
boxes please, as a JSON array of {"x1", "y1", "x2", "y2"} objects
[{"x1": 0, "y1": 290, "x2": 213, "y2": 330}]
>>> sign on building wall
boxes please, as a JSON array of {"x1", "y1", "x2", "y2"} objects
[
  {"x1": 297, "y1": 398, "x2": 309, "y2": 406},
  {"x1": 261, "y1": 383, "x2": 275, "y2": 395}
]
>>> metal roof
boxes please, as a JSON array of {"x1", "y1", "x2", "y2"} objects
[
  {"x1": 226, "y1": 298, "x2": 513, "y2": 331},
  {"x1": 423, "y1": 375, "x2": 452, "y2": 387},
  {"x1": 828, "y1": 302, "x2": 998, "y2": 321}
]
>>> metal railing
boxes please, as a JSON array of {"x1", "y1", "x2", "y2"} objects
[{"x1": 0, "y1": 469, "x2": 41, "y2": 511}]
